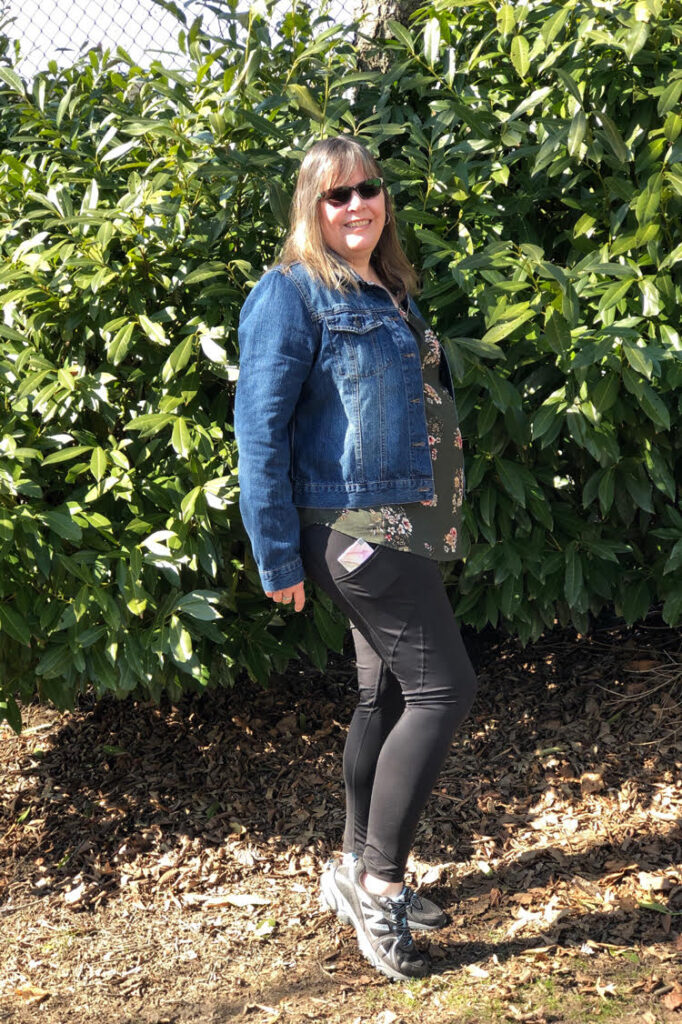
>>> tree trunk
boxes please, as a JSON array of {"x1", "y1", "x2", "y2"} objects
[
  {"x1": 354, "y1": 0, "x2": 421, "y2": 39},
  {"x1": 353, "y1": 0, "x2": 421, "y2": 69}
]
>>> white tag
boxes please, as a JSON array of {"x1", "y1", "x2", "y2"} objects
[{"x1": 337, "y1": 538, "x2": 375, "y2": 572}]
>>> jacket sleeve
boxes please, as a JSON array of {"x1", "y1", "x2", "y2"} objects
[{"x1": 234, "y1": 269, "x2": 319, "y2": 592}]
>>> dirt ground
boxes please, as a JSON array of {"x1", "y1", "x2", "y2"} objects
[{"x1": 1, "y1": 615, "x2": 681, "y2": 1024}]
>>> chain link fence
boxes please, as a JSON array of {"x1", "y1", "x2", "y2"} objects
[{"x1": 3, "y1": 0, "x2": 356, "y2": 79}]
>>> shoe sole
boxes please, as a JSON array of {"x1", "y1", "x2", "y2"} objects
[
  {"x1": 326, "y1": 872, "x2": 430, "y2": 983},
  {"x1": 321, "y1": 869, "x2": 447, "y2": 932},
  {"x1": 320, "y1": 869, "x2": 351, "y2": 925}
]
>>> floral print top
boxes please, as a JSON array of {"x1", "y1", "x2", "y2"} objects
[{"x1": 298, "y1": 306, "x2": 465, "y2": 562}]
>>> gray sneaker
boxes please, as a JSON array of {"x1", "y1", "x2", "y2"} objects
[
  {"x1": 323, "y1": 856, "x2": 431, "y2": 981},
  {"x1": 321, "y1": 855, "x2": 448, "y2": 932}
]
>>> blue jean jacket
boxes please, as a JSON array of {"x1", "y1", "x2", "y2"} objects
[{"x1": 234, "y1": 262, "x2": 454, "y2": 592}]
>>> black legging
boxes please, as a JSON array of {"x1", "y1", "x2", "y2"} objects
[{"x1": 300, "y1": 524, "x2": 477, "y2": 882}]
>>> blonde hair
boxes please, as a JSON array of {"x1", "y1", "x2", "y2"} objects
[{"x1": 279, "y1": 136, "x2": 419, "y2": 299}]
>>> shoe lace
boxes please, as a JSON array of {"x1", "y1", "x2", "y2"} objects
[
  {"x1": 385, "y1": 895, "x2": 414, "y2": 947},
  {"x1": 402, "y1": 886, "x2": 423, "y2": 912}
]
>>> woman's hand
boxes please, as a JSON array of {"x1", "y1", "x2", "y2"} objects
[{"x1": 265, "y1": 581, "x2": 306, "y2": 612}]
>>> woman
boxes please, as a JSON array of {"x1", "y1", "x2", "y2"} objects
[{"x1": 234, "y1": 136, "x2": 477, "y2": 981}]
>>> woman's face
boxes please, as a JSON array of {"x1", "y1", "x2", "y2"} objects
[{"x1": 317, "y1": 161, "x2": 387, "y2": 272}]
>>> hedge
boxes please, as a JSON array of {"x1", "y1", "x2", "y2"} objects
[{"x1": 0, "y1": 0, "x2": 680, "y2": 731}]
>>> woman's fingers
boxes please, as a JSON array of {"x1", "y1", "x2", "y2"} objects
[{"x1": 264, "y1": 581, "x2": 306, "y2": 612}]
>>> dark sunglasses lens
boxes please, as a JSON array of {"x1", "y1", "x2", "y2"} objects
[
  {"x1": 325, "y1": 187, "x2": 353, "y2": 205},
  {"x1": 322, "y1": 179, "x2": 383, "y2": 204},
  {"x1": 356, "y1": 181, "x2": 382, "y2": 199}
]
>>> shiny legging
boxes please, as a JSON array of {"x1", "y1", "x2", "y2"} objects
[{"x1": 300, "y1": 524, "x2": 478, "y2": 882}]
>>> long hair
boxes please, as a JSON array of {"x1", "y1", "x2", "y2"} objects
[{"x1": 279, "y1": 136, "x2": 419, "y2": 299}]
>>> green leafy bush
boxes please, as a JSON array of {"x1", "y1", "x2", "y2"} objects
[
  {"x1": 0, "y1": 0, "x2": 680, "y2": 731},
  {"x1": 0, "y1": 6, "x2": 358, "y2": 730},
  {"x1": 371, "y1": 0, "x2": 682, "y2": 639}
]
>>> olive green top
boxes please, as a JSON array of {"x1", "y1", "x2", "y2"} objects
[{"x1": 298, "y1": 308, "x2": 465, "y2": 561}]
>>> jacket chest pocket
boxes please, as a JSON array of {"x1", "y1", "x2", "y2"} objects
[{"x1": 324, "y1": 312, "x2": 398, "y2": 379}]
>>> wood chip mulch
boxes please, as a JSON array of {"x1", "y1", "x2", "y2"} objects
[{"x1": 1, "y1": 614, "x2": 681, "y2": 1024}]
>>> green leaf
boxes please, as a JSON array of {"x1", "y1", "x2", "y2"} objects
[
  {"x1": 623, "y1": 342, "x2": 653, "y2": 379},
  {"x1": 447, "y1": 336, "x2": 505, "y2": 361},
  {"x1": 598, "y1": 467, "x2": 615, "y2": 515},
  {"x1": 555, "y1": 68, "x2": 582, "y2": 106},
  {"x1": 592, "y1": 373, "x2": 620, "y2": 413},
  {"x1": 507, "y1": 86, "x2": 552, "y2": 122},
  {"x1": 169, "y1": 617, "x2": 193, "y2": 663},
  {"x1": 657, "y1": 79, "x2": 682, "y2": 117},
  {"x1": 268, "y1": 183, "x2": 290, "y2": 230},
  {"x1": 107, "y1": 322, "x2": 135, "y2": 365},
  {"x1": 171, "y1": 417, "x2": 192, "y2": 457},
  {"x1": 510, "y1": 35, "x2": 530, "y2": 79},
  {"x1": 90, "y1": 447, "x2": 108, "y2": 481},
  {"x1": 0, "y1": 68, "x2": 25, "y2": 94},
  {"x1": 184, "y1": 264, "x2": 226, "y2": 285},
  {"x1": 0, "y1": 695, "x2": 22, "y2": 734},
  {"x1": 564, "y1": 545, "x2": 583, "y2": 607},
  {"x1": 544, "y1": 310, "x2": 571, "y2": 356},
  {"x1": 42, "y1": 445, "x2": 92, "y2": 466},
  {"x1": 623, "y1": 21, "x2": 649, "y2": 60},
  {"x1": 423, "y1": 18, "x2": 440, "y2": 65},
  {"x1": 126, "y1": 413, "x2": 175, "y2": 437},
  {"x1": 163, "y1": 335, "x2": 194, "y2": 381},
  {"x1": 595, "y1": 112, "x2": 630, "y2": 163},
  {"x1": 388, "y1": 20, "x2": 415, "y2": 50},
  {"x1": 0, "y1": 513, "x2": 13, "y2": 542},
  {"x1": 663, "y1": 539, "x2": 682, "y2": 576},
  {"x1": 638, "y1": 383, "x2": 670, "y2": 430},
  {"x1": 36, "y1": 644, "x2": 73, "y2": 678},
  {"x1": 598, "y1": 278, "x2": 635, "y2": 313},
  {"x1": 0, "y1": 604, "x2": 31, "y2": 646},
  {"x1": 567, "y1": 110, "x2": 587, "y2": 158},
  {"x1": 175, "y1": 590, "x2": 222, "y2": 621},
  {"x1": 495, "y1": 457, "x2": 526, "y2": 506},
  {"x1": 482, "y1": 309, "x2": 535, "y2": 345},
  {"x1": 644, "y1": 447, "x2": 675, "y2": 500},
  {"x1": 621, "y1": 580, "x2": 650, "y2": 625},
  {"x1": 138, "y1": 315, "x2": 169, "y2": 346},
  {"x1": 181, "y1": 485, "x2": 202, "y2": 520},
  {"x1": 42, "y1": 512, "x2": 82, "y2": 544},
  {"x1": 541, "y1": 5, "x2": 570, "y2": 44},
  {"x1": 497, "y1": 4, "x2": 515, "y2": 37},
  {"x1": 313, "y1": 600, "x2": 346, "y2": 653},
  {"x1": 663, "y1": 591, "x2": 682, "y2": 627},
  {"x1": 100, "y1": 139, "x2": 138, "y2": 163},
  {"x1": 286, "y1": 84, "x2": 324, "y2": 121}
]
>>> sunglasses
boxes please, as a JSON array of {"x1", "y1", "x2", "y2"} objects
[{"x1": 317, "y1": 177, "x2": 384, "y2": 206}]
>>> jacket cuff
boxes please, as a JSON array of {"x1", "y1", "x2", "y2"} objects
[{"x1": 259, "y1": 558, "x2": 305, "y2": 593}]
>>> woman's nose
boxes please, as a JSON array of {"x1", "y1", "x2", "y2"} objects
[{"x1": 347, "y1": 190, "x2": 364, "y2": 210}]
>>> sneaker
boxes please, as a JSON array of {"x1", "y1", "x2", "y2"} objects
[
  {"x1": 324, "y1": 856, "x2": 431, "y2": 981},
  {"x1": 321, "y1": 854, "x2": 448, "y2": 932}
]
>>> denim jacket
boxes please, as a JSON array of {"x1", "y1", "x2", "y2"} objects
[{"x1": 234, "y1": 262, "x2": 455, "y2": 592}]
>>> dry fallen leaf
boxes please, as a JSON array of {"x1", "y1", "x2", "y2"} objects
[
  {"x1": 662, "y1": 982, "x2": 682, "y2": 1012},
  {"x1": 64, "y1": 882, "x2": 86, "y2": 905},
  {"x1": 580, "y1": 771, "x2": 604, "y2": 795},
  {"x1": 638, "y1": 871, "x2": 672, "y2": 893},
  {"x1": 375, "y1": 1011, "x2": 400, "y2": 1024},
  {"x1": 14, "y1": 984, "x2": 50, "y2": 1005},
  {"x1": 465, "y1": 964, "x2": 490, "y2": 978},
  {"x1": 595, "y1": 977, "x2": 617, "y2": 999},
  {"x1": 204, "y1": 893, "x2": 270, "y2": 908}
]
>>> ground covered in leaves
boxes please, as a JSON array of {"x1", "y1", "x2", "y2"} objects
[{"x1": 2, "y1": 615, "x2": 682, "y2": 1024}]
